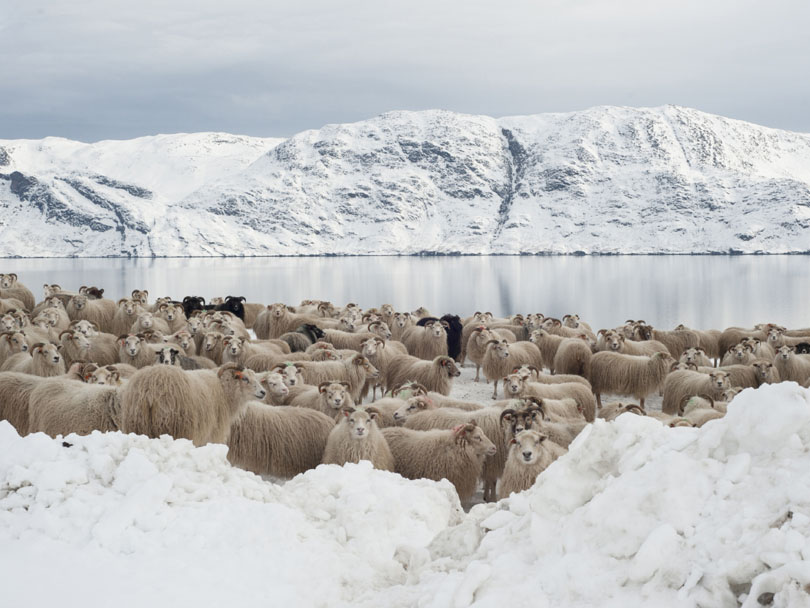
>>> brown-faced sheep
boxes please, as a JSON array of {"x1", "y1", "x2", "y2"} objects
[
  {"x1": 321, "y1": 406, "x2": 394, "y2": 470},
  {"x1": 497, "y1": 429, "x2": 567, "y2": 500},
  {"x1": 120, "y1": 363, "x2": 266, "y2": 446},
  {"x1": 774, "y1": 345, "x2": 810, "y2": 384},
  {"x1": 384, "y1": 355, "x2": 460, "y2": 397},
  {"x1": 400, "y1": 320, "x2": 449, "y2": 361},
  {"x1": 661, "y1": 369, "x2": 732, "y2": 415},
  {"x1": 589, "y1": 351, "x2": 673, "y2": 409},
  {"x1": 382, "y1": 423, "x2": 496, "y2": 505},
  {"x1": 227, "y1": 402, "x2": 335, "y2": 477}
]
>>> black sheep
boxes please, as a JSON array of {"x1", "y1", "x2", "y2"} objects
[
  {"x1": 215, "y1": 296, "x2": 246, "y2": 321},
  {"x1": 182, "y1": 296, "x2": 206, "y2": 319},
  {"x1": 796, "y1": 342, "x2": 810, "y2": 355},
  {"x1": 416, "y1": 314, "x2": 463, "y2": 361}
]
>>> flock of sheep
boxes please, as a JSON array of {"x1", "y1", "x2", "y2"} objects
[{"x1": 1, "y1": 272, "x2": 809, "y2": 505}]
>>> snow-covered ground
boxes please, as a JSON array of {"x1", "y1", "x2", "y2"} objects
[{"x1": 2, "y1": 382, "x2": 810, "y2": 607}]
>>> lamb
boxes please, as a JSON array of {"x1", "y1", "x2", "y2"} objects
[
  {"x1": 292, "y1": 354, "x2": 380, "y2": 402},
  {"x1": 227, "y1": 402, "x2": 335, "y2": 477},
  {"x1": 497, "y1": 429, "x2": 567, "y2": 500},
  {"x1": 130, "y1": 311, "x2": 171, "y2": 336},
  {"x1": 482, "y1": 339, "x2": 544, "y2": 399},
  {"x1": 501, "y1": 372, "x2": 597, "y2": 421},
  {"x1": 466, "y1": 326, "x2": 516, "y2": 381},
  {"x1": 321, "y1": 406, "x2": 394, "y2": 470},
  {"x1": 66, "y1": 294, "x2": 117, "y2": 333},
  {"x1": 589, "y1": 351, "x2": 673, "y2": 409},
  {"x1": 661, "y1": 369, "x2": 732, "y2": 415},
  {"x1": 120, "y1": 363, "x2": 266, "y2": 446},
  {"x1": 287, "y1": 381, "x2": 355, "y2": 419},
  {"x1": 117, "y1": 333, "x2": 158, "y2": 369},
  {"x1": 401, "y1": 320, "x2": 449, "y2": 361},
  {"x1": 1, "y1": 342, "x2": 65, "y2": 376},
  {"x1": 382, "y1": 423, "x2": 496, "y2": 505},
  {"x1": 552, "y1": 336, "x2": 592, "y2": 380},
  {"x1": 384, "y1": 355, "x2": 461, "y2": 397},
  {"x1": 28, "y1": 380, "x2": 120, "y2": 437},
  {"x1": 773, "y1": 345, "x2": 810, "y2": 384}
]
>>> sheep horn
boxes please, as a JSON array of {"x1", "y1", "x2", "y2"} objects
[{"x1": 499, "y1": 409, "x2": 516, "y2": 424}]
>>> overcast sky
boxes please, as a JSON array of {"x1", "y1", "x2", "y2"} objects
[{"x1": 1, "y1": 0, "x2": 808, "y2": 141}]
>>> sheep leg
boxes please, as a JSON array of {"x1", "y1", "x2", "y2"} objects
[
  {"x1": 484, "y1": 480, "x2": 495, "y2": 502},
  {"x1": 639, "y1": 396, "x2": 646, "y2": 409},
  {"x1": 474, "y1": 365, "x2": 480, "y2": 382},
  {"x1": 595, "y1": 392, "x2": 602, "y2": 409},
  {"x1": 491, "y1": 379, "x2": 498, "y2": 400}
]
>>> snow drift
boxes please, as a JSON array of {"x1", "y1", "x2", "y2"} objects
[
  {"x1": 2, "y1": 105, "x2": 810, "y2": 256},
  {"x1": 2, "y1": 383, "x2": 810, "y2": 607}
]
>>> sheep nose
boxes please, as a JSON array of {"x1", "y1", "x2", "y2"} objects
[
  {"x1": 289, "y1": 379, "x2": 296, "y2": 385},
  {"x1": 257, "y1": 389, "x2": 267, "y2": 399},
  {"x1": 523, "y1": 451, "x2": 532, "y2": 460}
]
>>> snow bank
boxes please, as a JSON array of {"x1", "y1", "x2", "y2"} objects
[{"x1": 3, "y1": 383, "x2": 810, "y2": 607}]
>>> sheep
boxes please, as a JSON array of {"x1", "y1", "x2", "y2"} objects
[
  {"x1": 417, "y1": 314, "x2": 463, "y2": 360},
  {"x1": 390, "y1": 311, "x2": 415, "y2": 341},
  {"x1": 680, "y1": 347, "x2": 713, "y2": 368},
  {"x1": 227, "y1": 402, "x2": 335, "y2": 477},
  {"x1": 599, "y1": 330, "x2": 670, "y2": 358},
  {"x1": 718, "y1": 326, "x2": 768, "y2": 356},
  {"x1": 518, "y1": 395, "x2": 581, "y2": 422},
  {"x1": 502, "y1": 372, "x2": 597, "y2": 421},
  {"x1": 740, "y1": 337, "x2": 775, "y2": 360},
  {"x1": 84, "y1": 364, "x2": 133, "y2": 385},
  {"x1": 1, "y1": 342, "x2": 65, "y2": 376},
  {"x1": 321, "y1": 406, "x2": 394, "y2": 470},
  {"x1": 497, "y1": 429, "x2": 567, "y2": 500},
  {"x1": 400, "y1": 320, "x2": 448, "y2": 362},
  {"x1": 28, "y1": 380, "x2": 120, "y2": 437},
  {"x1": 120, "y1": 363, "x2": 266, "y2": 446},
  {"x1": 681, "y1": 397, "x2": 725, "y2": 427},
  {"x1": 589, "y1": 351, "x2": 673, "y2": 409},
  {"x1": 117, "y1": 333, "x2": 158, "y2": 369},
  {"x1": 320, "y1": 328, "x2": 378, "y2": 352},
  {"x1": 155, "y1": 302, "x2": 187, "y2": 334},
  {"x1": 199, "y1": 331, "x2": 226, "y2": 364},
  {"x1": 751, "y1": 358, "x2": 780, "y2": 385},
  {"x1": 661, "y1": 369, "x2": 732, "y2": 415},
  {"x1": 541, "y1": 317, "x2": 596, "y2": 341},
  {"x1": 499, "y1": 405, "x2": 544, "y2": 440},
  {"x1": 0, "y1": 331, "x2": 28, "y2": 367},
  {"x1": 292, "y1": 354, "x2": 380, "y2": 402},
  {"x1": 675, "y1": 324, "x2": 722, "y2": 360},
  {"x1": 55, "y1": 330, "x2": 90, "y2": 368},
  {"x1": 130, "y1": 311, "x2": 171, "y2": 335},
  {"x1": 382, "y1": 423, "x2": 496, "y2": 505},
  {"x1": 287, "y1": 381, "x2": 355, "y2": 419},
  {"x1": 510, "y1": 364, "x2": 592, "y2": 388},
  {"x1": 35, "y1": 297, "x2": 71, "y2": 330},
  {"x1": 529, "y1": 329, "x2": 566, "y2": 372},
  {"x1": 720, "y1": 342, "x2": 756, "y2": 367},
  {"x1": 254, "y1": 303, "x2": 320, "y2": 340},
  {"x1": 65, "y1": 294, "x2": 117, "y2": 333},
  {"x1": 552, "y1": 336, "x2": 592, "y2": 380},
  {"x1": 279, "y1": 324, "x2": 326, "y2": 352},
  {"x1": 466, "y1": 326, "x2": 516, "y2": 381},
  {"x1": 767, "y1": 326, "x2": 810, "y2": 349},
  {"x1": 221, "y1": 336, "x2": 286, "y2": 368},
  {"x1": 0, "y1": 297, "x2": 26, "y2": 314},
  {"x1": 597, "y1": 402, "x2": 647, "y2": 421},
  {"x1": 154, "y1": 344, "x2": 217, "y2": 370},
  {"x1": 633, "y1": 324, "x2": 700, "y2": 359},
  {"x1": 0, "y1": 274, "x2": 35, "y2": 310},
  {"x1": 360, "y1": 337, "x2": 409, "y2": 398},
  {"x1": 774, "y1": 345, "x2": 810, "y2": 384},
  {"x1": 482, "y1": 339, "x2": 544, "y2": 399},
  {"x1": 268, "y1": 362, "x2": 308, "y2": 388},
  {"x1": 385, "y1": 355, "x2": 461, "y2": 397},
  {"x1": 164, "y1": 329, "x2": 197, "y2": 356}
]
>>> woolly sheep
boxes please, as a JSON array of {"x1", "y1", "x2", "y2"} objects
[
  {"x1": 130, "y1": 311, "x2": 171, "y2": 336},
  {"x1": 0, "y1": 331, "x2": 28, "y2": 367},
  {"x1": 279, "y1": 324, "x2": 326, "y2": 352},
  {"x1": 466, "y1": 326, "x2": 516, "y2": 382},
  {"x1": 360, "y1": 337, "x2": 409, "y2": 398},
  {"x1": 221, "y1": 335, "x2": 285, "y2": 367},
  {"x1": 552, "y1": 336, "x2": 592, "y2": 380},
  {"x1": 590, "y1": 351, "x2": 673, "y2": 409},
  {"x1": 66, "y1": 294, "x2": 116, "y2": 333},
  {"x1": 1, "y1": 342, "x2": 65, "y2": 377},
  {"x1": 751, "y1": 359, "x2": 780, "y2": 385},
  {"x1": 680, "y1": 347, "x2": 713, "y2": 368},
  {"x1": 117, "y1": 334, "x2": 157, "y2": 369},
  {"x1": 385, "y1": 355, "x2": 460, "y2": 397},
  {"x1": 28, "y1": 380, "x2": 120, "y2": 437},
  {"x1": 254, "y1": 303, "x2": 320, "y2": 340},
  {"x1": 774, "y1": 345, "x2": 810, "y2": 384},
  {"x1": 382, "y1": 423, "x2": 496, "y2": 505},
  {"x1": 292, "y1": 354, "x2": 379, "y2": 402},
  {"x1": 321, "y1": 406, "x2": 394, "y2": 470},
  {"x1": 288, "y1": 381, "x2": 355, "y2": 419},
  {"x1": 597, "y1": 401, "x2": 646, "y2": 421},
  {"x1": 228, "y1": 402, "x2": 335, "y2": 477},
  {"x1": 720, "y1": 342, "x2": 756, "y2": 367},
  {"x1": 529, "y1": 329, "x2": 566, "y2": 372},
  {"x1": 155, "y1": 302, "x2": 187, "y2": 334},
  {"x1": 501, "y1": 372, "x2": 596, "y2": 422},
  {"x1": 482, "y1": 339, "x2": 544, "y2": 399},
  {"x1": 497, "y1": 429, "x2": 566, "y2": 500},
  {"x1": 0, "y1": 274, "x2": 35, "y2": 310},
  {"x1": 154, "y1": 344, "x2": 217, "y2": 370},
  {"x1": 400, "y1": 321, "x2": 449, "y2": 361},
  {"x1": 390, "y1": 311, "x2": 415, "y2": 341},
  {"x1": 84, "y1": 364, "x2": 132, "y2": 385},
  {"x1": 633, "y1": 324, "x2": 700, "y2": 359},
  {"x1": 120, "y1": 363, "x2": 266, "y2": 446},
  {"x1": 661, "y1": 369, "x2": 732, "y2": 415},
  {"x1": 510, "y1": 364, "x2": 591, "y2": 388},
  {"x1": 674, "y1": 324, "x2": 722, "y2": 360}
]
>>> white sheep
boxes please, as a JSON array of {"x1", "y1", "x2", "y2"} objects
[
  {"x1": 774, "y1": 345, "x2": 810, "y2": 384},
  {"x1": 117, "y1": 333, "x2": 157, "y2": 369},
  {"x1": 466, "y1": 326, "x2": 516, "y2": 381},
  {"x1": 360, "y1": 337, "x2": 408, "y2": 398},
  {"x1": 288, "y1": 381, "x2": 355, "y2": 419},
  {"x1": 482, "y1": 339, "x2": 544, "y2": 399},
  {"x1": 292, "y1": 354, "x2": 379, "y2": 402},
  {"x1": 130, "y1": 311, "x2": 171, "y2": 336},
  {"x1": 111, "y1": 298, "x2": 146, "y2": 336},
  {"x1": 400, "y1": 320, "x2": 449, "y2": 361},
  {"x1": 552, "y1": 336, "x2": 592, "y2": 380},
  {"x1": 0, "y1": 331, "x2": 29, "y2": 367},
  {"x1": 384, "y1": 355, "x2": 461, "y2": 397},
  {"x1": 1, "y1": 343, "x2": 65, "y2": 377},
  {"x1": 497, "y1": 429, "x2": 567, "y2": 500},
  {"x1": 661, "y1": 369, "x2": 732, "y2": 415},
  {"x1": 501, "y1": 372, "x2": 597, "y2": 422},
  {"x1": 589, "y1": 351, "x2": 673, "y2": 409},
  {"x1": 66, "y1": 294, "x2": 117, "y2": 333},
  {"x1": 382, "y1": 422, "x2": 496, "y2": 505},
  {"x1": 321, "y1": 406, "x2": 394, "y2": 470},
  {"x1": 28, "y1": 380, "x2": 120, "y2": 437}
]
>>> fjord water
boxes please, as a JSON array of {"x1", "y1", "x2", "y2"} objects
[{"x1": 5, "y1": 255, "x2": 808, "y2": 331}]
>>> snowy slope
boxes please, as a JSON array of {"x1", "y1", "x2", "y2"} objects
[
  {"x1": 2, "y1": 106, "x2": 810, "y2": 256},
  {"x1": 3, "y1": 383, "x2": 810, "y2": 607}
]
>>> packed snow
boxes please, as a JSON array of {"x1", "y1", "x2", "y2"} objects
[{"x1": 3, "y1": 382, "x2": 810, "y2": 606}]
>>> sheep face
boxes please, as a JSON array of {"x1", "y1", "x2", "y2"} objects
[
  {"x1": 71, "y1": 295, "x2": 90, "y2": 310},
  {"x1": 34, "y1": 343, "x2": 62, "y2": 366},
  {"x1": 171, "y1": 330, "x2": 194, "y2": 352},
  {"x1": 4, "y1": 331, "x2": 28, "y2": 353},
  {"x1": 708, "y1": 371, "x2": 731, "y2": 391},
  {"x1": 62, "y1": 330, "x2": 91, "y2": 352},
  {"x1": 339, "y1": 316, "x2": 357, "y2": 332},
  {"x1": 0, "y1": 314, "x2": 19, "y2": 332},
  {"x1": 426, "y1": 322, "x2": 446, "y2": 340},
  {"x1": 454, "y1": 424, "x2": 497, "y2": 457},
  {"x1": 511, "y1": 430, "x2": 547, "y2": 465},
  {"x1": 117, "y1": 298, "x2": 141, "y2": 317},
  {"x1": 136, "y1": 312, "x2": 156, "y2": 330},
  {"x1": 342, "y1": 408, "x2": 377, "y2": 439},
  {"x1": 269, "y1": 303, "x2": 288, "y2": 319},
  {"x1": 361, "y1": 338, "x2": 382, "y2": 358},
  {"x1": 752, "y1": 360, "x2": 776, "y2": 382},
  {"x1": 319, "y1": 382, "x2": 351, "y2": 411},
  {"x1": 259, "y1": 372, "x2": 289, "y2": 399},
  {"x1": 203, "y1": 332, "x2": 223, "y2": 352},
  {"x1": 604, "y1": 331, "x2": 624, "y2": 352},
  {"x1": 728, "y1": 343, "x2": 752, "y2": 362},
  {"x1": 158, "y1": 304, "x2": 177, "y2": 322},
  {"x1": 393, "y1": 395, "x2": 433, "y2": 422},
  {"x1": 220, "y1": 366, "x2": 266, "y2": 401},
  {"x1": 504, "y1": 373, "x2": 525, "y2": 396},
  {"x1": 380, "y1": 304, "x2": 394, "y2": 318},
  {"x1": 131, "y1": 290, "x2": 149, "y2": 305},
  {"x1": 224, "y1": 336, "x2": 245, "y2": 356},
  {"x1": 562, "y1": 314, "x2": 580, "y2": 329},
  {"x1": 490, "y1": 340, "x2": 511, "y2": 360},
  {"x1": 86, "y1": 365, "x2": 122, "y2": 386},
  {"x1": 368, "y1": 322, "x2": 392, "y2": 340},
  {"x1": 155, "y1": 345, "x2": 182, "y2": 366},
  {"x1": 71, "y1": 320, "x2": 98, "y2": 337},
  {"x1": 276, "y1": 364, "x2": 303, "y2": 387},
  {"x1": 121, "y1": 334, "x2": 145, "y2": 357},
  {"x1": 186, "y1": 317, "x2": 202, "y2": 335},
  {"x1": 778, "y1": 345, "x2": 794, "y2": 360},
  {"x1": 680, "y1": 348, "x2": 704, "y2": 364},
  {"x1": 393, "y1": 312, "x2": 412, "y2": 329},
  {"x1": 0, "y1": 273, "x2": 18, "y2": 288},
  {"x1": 437, "y1": 357, "x2": 461, "y2": 378},
  {"x1": 353, "y1": 355, "x2": 380, "y2": 379},
  {"x1": 500, "y1": 406, "x2": 542, "y2": 438},
  {"x1": 767, "y1": 328, "x2": 783, "y2": 346}
]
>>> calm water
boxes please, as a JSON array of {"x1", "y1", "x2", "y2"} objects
[{"x1": 3, "y1": 256, "x2": 808, "y2": 331}]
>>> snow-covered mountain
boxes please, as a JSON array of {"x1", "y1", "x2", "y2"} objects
[{"x1": 2, "y1": 105, "x2": 810, "y2": 256}]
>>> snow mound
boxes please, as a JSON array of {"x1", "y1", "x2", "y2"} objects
[{"x1": 3, "y1": 383, "x2": 810, "y2": 607}]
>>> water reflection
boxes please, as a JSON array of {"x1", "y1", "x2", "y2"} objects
[{"x1": 3, "y1": 256, "x2": 807, "y2": 330}]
